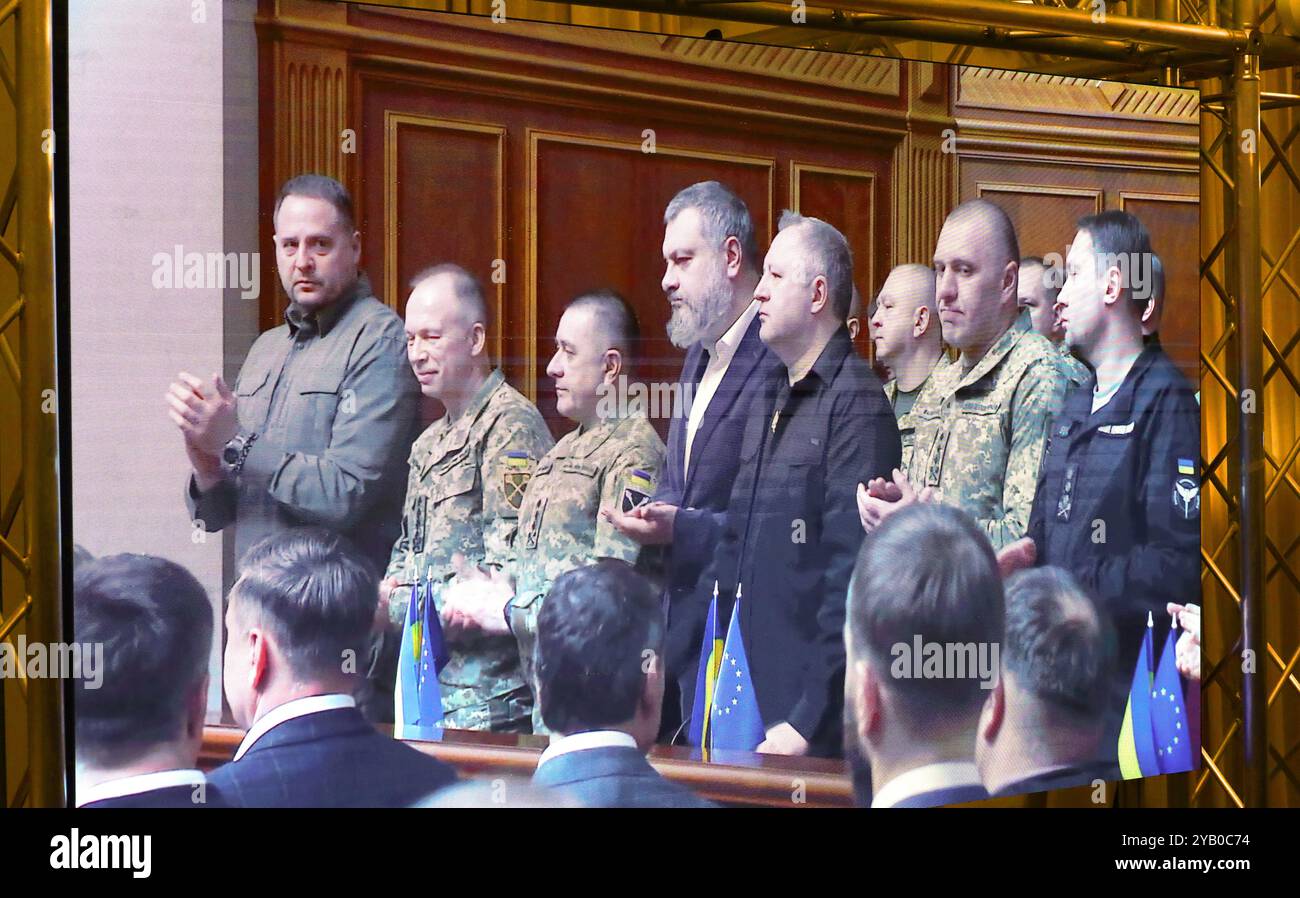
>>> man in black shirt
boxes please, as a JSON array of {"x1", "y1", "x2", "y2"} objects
[{"x1": 691, "y1": 211, "x2": 900, "y2": 757}]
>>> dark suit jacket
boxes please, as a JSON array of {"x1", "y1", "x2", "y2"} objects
[
  {"x1": 888, "y1": 783, "x2": 990, "y2": 808},
  {"x1": 532, "y1": 745, "x2": 714, "y2": 808},
  {"x1": 81, "y1": 784, "x2": 230, "y2": 809},
  {"x1": 208, "y1": 706, "x2": 457, "y2": 808},
  {"x1": 691, "y1": 328, "x2": 901, "y2": 755},
  {"x1": 658, "y1": 314, "x2": 781, "y2": 706}
]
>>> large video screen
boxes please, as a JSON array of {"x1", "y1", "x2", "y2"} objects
[{"x1": 67, "y1": 0, "x2": 1201, "y2": 808}]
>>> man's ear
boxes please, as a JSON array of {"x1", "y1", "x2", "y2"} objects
[
  {"x1": 980, "y1": 676, "x2": 1006, "y2": 745},
  {"x1": 1103, "y1": 264, "x2": 1125, "y2": 308},
  {"x1": 914, "y1": 305, "x2": 931, "y2": 338},
  {"x1": 185, "y1": 672, "x2": 210, "y2": 740},
  {"x1": 249, "y1": 627, "x2": 270, "y2": 693},
  {"x1": 350, "y1": 229, "x2": 362, "y2": 266},
  {"x1": 859, "y1": 660, "x2": 883, "y2": 745},
  {"x1": 469, "y1": 321, "x2": 488, "y2": 358},
  {"x1": 1002, "y1": 260, "x2": 1019, "y2": 306},
  {"x1": 723, "y1": 235, "x2": 744, "y2": 279},
  {"x1": 603, "y1": 348, "x2": 624, "y2": 384},
  {"x1": 809, "y1": 275, "x2": 830, "y2": 316}
]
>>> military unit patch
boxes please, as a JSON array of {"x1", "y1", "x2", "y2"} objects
[
  {"x1": 503, "y1": 450, "x2": 533, "y2": 511},
  {"x1": 621, "y1": 469, "x2": 654, "y2": 514},
  {"x1": 1173, "y1": 457, "x2": 1199, "y2": 520}
]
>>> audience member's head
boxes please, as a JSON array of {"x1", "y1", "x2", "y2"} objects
[
  {"x1": 75, "y1": 554, "x2": 213, "y2": 775},
  {"x1": 933, "y1": 199, "x2": 1020, "y2": 360},
  {"x1": 548, "y1": 289, "x2": 640, "y2": 428},
  {"x1": 1018, "y1": 256, "x2": 1064, "y2": 341},
  {"x1": 868, "y1": 263, "x2": 941, "y2": 373},
  {"x1": 223, "y1": 528, "x2": 378, "y2": 729},
  {"x1": 845, "y1": 504, "x2": 1004, "y2": 803},
  {"x1": 755, "y1": 210, "x2": 854, "y2": 366},
  {"x1": 662, "y1": 180, "x2": 761, "y2": 348},
  {"x1": 534, "y1": 560, "x2": 666, "y2": 752},
  {"x1": 1058, "y1": 209, "x2": 1153, "y2": 361},
  {"x1": 272, "y1": 173, "x2": 361, "y2": 310},
  {"x1": 976, "y1": 567, "x2": 1116, "y2": 795}
]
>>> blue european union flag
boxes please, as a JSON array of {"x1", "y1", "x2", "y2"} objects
[
  {"x1": 396, "y1": 579, "x2": 448, "y2": 740},
  {"x1": 708, "y1": 593, "x2": 764, "y2": 754},
  {"x1": 1151, "y1": 624, "x2": 1194, "y2": 774}
]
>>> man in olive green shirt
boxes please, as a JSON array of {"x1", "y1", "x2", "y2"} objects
[
  {"x1": 1020, "y1": 255, "x2": 1091, "y2": 389},
  {"x1": 868, "y1": 263, "x2": 943, "y2": 468},
  {"x1": 857, "y1": 200, "x2": 1067, "y2": 550},
  {"x1": 380, "y1": 264, "x2": 554, "y2": 734}
]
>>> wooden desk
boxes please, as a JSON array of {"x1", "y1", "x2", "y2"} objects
[{"x1": 201, "y1": 725, "x2": 855, "y2": 808}]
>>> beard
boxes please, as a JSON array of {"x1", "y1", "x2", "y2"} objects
[{"x1": 666, "y1": 267, "x2": 733, "y2": 348}]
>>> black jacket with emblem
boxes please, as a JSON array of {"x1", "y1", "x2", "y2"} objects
[{"x1": 1027, "y1": 338, "x2": 1200, "y2": 683}]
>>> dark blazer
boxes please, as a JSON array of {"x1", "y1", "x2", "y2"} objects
[
  {"x1": 658, "y1": 314, "x2": 781, "y2": 707},
  {"x1": 532, "y1": 745, "x2": 714, "y2": 808},
  {"x1": 81, "y1": 783, "x2": 230, "y2": 809},
  {"x1": 691, "y1": 328, "x2": 900, "y2": 755},
  {"x1": 208, "y1": 706, "x2": 457, "y2": 808},
  {"x1": 888, "y1": 783, "x2": 990, "y2": 808}
]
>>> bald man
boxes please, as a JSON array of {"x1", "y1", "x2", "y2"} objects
[
  {"x1": 867, "y1": 265, "x2": 943, "y2": 454},
  {"x1": 857, "y1": 199, "x2": 1067, "y2": 550},
  {"x1": 381, "y1": 263, "x2": 554, "y2": 734},
  {"x1": 1019, "y1": 255, "x2": 1090, "y2": 389}
]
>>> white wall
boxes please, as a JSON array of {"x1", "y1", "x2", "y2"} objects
[{"x1": 69, "y1": 0, "x2": 257, "y2": 718}]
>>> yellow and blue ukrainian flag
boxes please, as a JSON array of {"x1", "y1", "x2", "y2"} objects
[
  {"x1": 1118, "y1": 612, "x2": 1194, "y2": 777},
  {"x1": 395, "y1": 579, "x2": 448, "y2": 740},
  {"x1": 689, "y1": 583, "x2": 764, "y2": 757}
]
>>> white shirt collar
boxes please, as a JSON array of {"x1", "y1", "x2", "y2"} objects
[
  {"x1": 233, "y1": 693, "x2": 356, "y2": 761},
  {"x1": 537, "y1": 730, "x2": 639, "y2": 770},
  {"x1": 871, "y1": 761, "x2": 983, "y2": 808},
  {"x1": 708, "y1": 300, "x2": 759, "y2": 362},
  {"x1": 76, "y1": 768, "x2": 207, "y2": 808}
]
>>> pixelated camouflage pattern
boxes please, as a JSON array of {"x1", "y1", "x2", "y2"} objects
[
  {"x1": 1054, "y1": 341, "x2": 1093, "y2": 389},
  {"x1": 884, "y1": 369, "x2": 936, "y2": 474},
  {"x1": 383, "y1": 368, "x2": 554, "y2": 729},
  {"x1": 903, "y1": 311, "x2": 1067, "y2": 550},
  {"x1": 507, "y1": 413, "x2": 666, "y2": 734}
]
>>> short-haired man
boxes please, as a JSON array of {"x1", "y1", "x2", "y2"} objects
[
  {"x1": 1020, "y1": 255, "x2": 1091, "y2": 388},
  {"x1": 531, "y1": 560, "x2": 712, "y2": 808},
  {"x1": 1006, "y1": 211, "x2": 1199, "y2": 755},
  {"x1": 379, "y1": 264, "x2": 553, "y2": 733},
  {"x1": 847, "y1": 283, "x2": 864, "y2": 341},
  {"x1": 976, "y1": 567, "x2": 1119, "y2": 797},
  {"x1": 75, "y1": 555, "x2": 225, "y2": 808},
  {"x1": 845, "y1": 504, "x2": 1003, "y2": 808},
  {"x1": 605, "y1": 181, "x2": 780, "y2": 738},
  {"x1": 440, "y1": 291, "x2": 666, "y2": 734},
  {"x1": 693, "y1": 211, "x2": 900, "y2": 757},
  {"x1": 169, "y1": 173, "x2": 421, "y2": 721},
  {"x1": 208, "y1": 528, "x2": 457, "y2": 807},
  {"x1": 867, "y1": 263, "x2": 943, "y2": 470},
  {"x1": 858, "y1": 199, "x2": 1067, "y2": 551}
]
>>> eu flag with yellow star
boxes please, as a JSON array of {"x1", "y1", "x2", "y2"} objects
[
  {"x1": 708, "y1": 593, "x2": 764, "y2": 754},
  {"x1": 1118, "y1": 612, "x2": 1193, "y2": 778}
]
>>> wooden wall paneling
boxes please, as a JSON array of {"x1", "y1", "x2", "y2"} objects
[
  {"x1": 382, "y1": 112, "x2": 506, "y2": 368},
  {"x1": 791, "y1": 163, "x2": 876, "y2": 359},
  {"x1": 529, "y1": 130, "x2": 776, "y2": 438},
  {"x1": 1119, "y1": 191, "x2": 1200, "y2": 384},
  {"x1": 973, "y1": 181, "x2": 1104, "y2": 263}
]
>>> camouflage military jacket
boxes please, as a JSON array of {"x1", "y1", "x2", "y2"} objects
[
  {"x1": 904, "y1": 311, "x2": 1067, "y2": 550},
  {"x1": 384, "y1": 368, "x2": 554, "y2": 720},
  {"x1": 884, "y1": 363, "x2": 938, "y2": 473},
  {"x1": 506, "y1": 413, "x2": 665, "y2": 731},
  {"x1": 1055, "y1": 340, "x2": 1093, "y2": 389}
]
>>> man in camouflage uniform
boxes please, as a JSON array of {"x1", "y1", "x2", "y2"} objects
[
  {"x1": 379, "y1": 264, "x2": 553, "y2": 733},
  {"x1": 1020, "y1": 255, "x2": 1091, "y2": 389},
  {"x1": 440, "y1": 290, "x2": 666, "y2": 733},
  {"x1": 866, "y1": 263, "x2": 943, "y2": 469},
  {"x1": 857, "y1": 200, "x2": 1067, "y2": 550}
]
